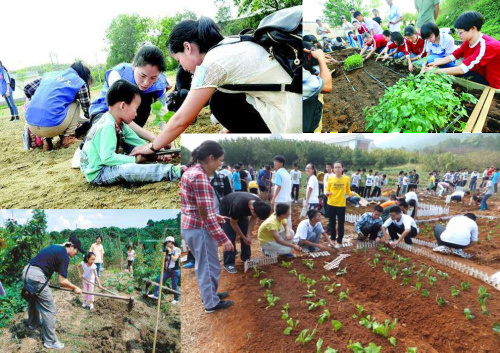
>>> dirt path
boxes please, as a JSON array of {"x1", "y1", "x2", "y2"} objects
[
  {"x1": 0, "y1": 270, "x2": 180, "y2": 352},
  {"x1": 181, "y1": 193, "x2": 500, "y2": 352}
]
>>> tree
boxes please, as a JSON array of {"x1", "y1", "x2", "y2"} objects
[
  {"x1": 215, "y1": 0, "x2": 232, "y2": 23},
  {"x1": 233, "y1": 0, "x2": 301, "y2": 17},
  {"x1": 105, "y1": 14, "x2": 151, "y2": 68},
  {"x1": 322, "y1": 0, "x2": 366, "y2": 27}
]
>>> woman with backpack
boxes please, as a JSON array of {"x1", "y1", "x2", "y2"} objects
[
  {"x1": 132, "y1": 11, "x2": 301, "y2": 156},
  {"x1": 24, "y1": 62, "x2": 93, "y2": 150},
  {"x1": 0, "y1": 61, "x2": 20, "y2": 121}
]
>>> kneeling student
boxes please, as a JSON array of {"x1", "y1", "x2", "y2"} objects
[
  {"x1": 293, "y1": 209, "x2": 334, "y2": 252},
  {"x1": 433, "y1": 213, "x2": 478, "y2": 258},
  {"x1": 355, "y1": 205, "x2": 384, "y2": 242},
  {"x1": 381, "y1": 206, "x2": 419, "y2": 247},
  {"x1": 80, "y1": 80, "x2": 180, "y2": 186}
]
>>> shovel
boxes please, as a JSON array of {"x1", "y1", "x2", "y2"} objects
[
  {"x1": 82, "y1": 277, "x2": 119, "y2": 297},
  {"x1": 49, "y1": 285, "x2": 134, "y2": 305},
  {"x1": 146, "y1": 279, "x2": 181, "y2": 295}
]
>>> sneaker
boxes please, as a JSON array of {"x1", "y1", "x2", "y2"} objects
[
  {"x1": 224, "y1": 265, "x2": 237, "y2": 274},
  {"x1": 433, "y1": 246, "x2": 450, "y2": 254},
  {"x1": 452, "y1": 248, "x2": 473, "y2": 259},
  {"x1": 71, "y1": 147, "x2": 81, "y2": 169},
  {"x1": 301, "y1": 248, "x2": 310, "y2": 253},
  {"x1": 44, "y1": 341, "x2": 65, "y2": 350},
  {"x1": 82, "y1": 303, "x2": 87, "y2": 308},
  {"x1": 89, "y1": 303, "x2": 94, "y2": 310},
  {"x1": 148, "y1": 294, "x2": 159, "y2": 300},
  {"x1": 283, "y1": 253, "x2": 295, "y2": 259},
  {"x1": 334, "y1": 242, "x2": 342, "y2": 250},
  {"x1": 29, "y1": 322, "x2": 42, "y2": 330},
  {"x1": 183, "y1": 261, "x2": 195, "y2": 269},
  {"x1": 171, "y1": 300, "x2": 179, "y2": 304},
  {"x1": 355, "y1": 204, "x2": 360, "y2": 208},
  {"x1": 205, "y1": 300, "x2": 234, "y2": 314},
  {"x1": 9, "y1": 116, "x2": 15, "y2": 121},
  {"x1": 16, "y1": 116, "x2": 20, "y2": 120},
  {"x1": 217, "y1": 292, "x2": 229, "y2": 300}
]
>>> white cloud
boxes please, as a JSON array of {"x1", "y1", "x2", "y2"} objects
[
  {"x1": 54, "y1": 215, "x2": 72, "y2": 231},
  {"x1": 89, "y1": 212, "x2": 104, "y2": 219},
  {"x1": 75, "y1": 214, "x2": 92, "y2": 229}
]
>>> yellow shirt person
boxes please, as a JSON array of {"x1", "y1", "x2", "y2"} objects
[{"x1": 326, "y1": 175, "x2": 351, "y2": 207}]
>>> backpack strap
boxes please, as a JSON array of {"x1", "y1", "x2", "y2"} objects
[{"x1": 24, "y1": 264, "x2": 51, "y2": 296}]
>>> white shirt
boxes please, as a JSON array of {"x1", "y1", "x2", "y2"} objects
[
  {"x1": 405, "y1": 192, "x2": 419, "y2": 206},
  {"x1": 462, "y1": 172, "x2": 468, "y2": 180},
  {"x1": 366, "y1": 174, "x2": 374, "y2": 187},
  {"x1": 290, "y1": 170, "x2": 301, "y2": 185},
  {"x1": 192, "y1": 40, "x2": 301, "y2": 133},
  {"x1": 383, "y1": 214, "x2": 419, "y2": 233},
  {"x1": 324, "y1": 172, "x2": 335, "y2": 186},
  {"x1": 471, "y1": 172, "x2": 479, "y2": 179},
  {"x1": 403, "y1": 177, "x2": 409, "y2": 186},
  {"x1": 127, "y1": 250, "x2": 135, "y2": 261},
  {"x1": 364, "y1": 18, "x2": 383, "y2": 35},
  {"x1": 81, "y1": 261, "x2": 96, "y2": 282},
  {"x1": 423, "y1": 32, "x2": 456, "y2": 57},
  {"x1": 441, "y1": 216, "x2": 479, "y2": 246},
  {"x1": 294, "y1": 219, "x2": 324, "y2": 242},
  {"x1": 451, "y1": 191, "x2": 465, "y2": 199},
  {"x1": 274, "y1": 168, "x2": 292, "y2": 203},
  {"x1": 306, "y1": 175, "x2": 319, "y2": 204},
  {"x1": 483, "y1": 169, "x2": 488, "y2": 178},
  {"x1": 351, "y1": 173, "x2": 361, "y2": 187},
  {"x1": 387, "y1": 5, "x2": 402, "y2": 32}
]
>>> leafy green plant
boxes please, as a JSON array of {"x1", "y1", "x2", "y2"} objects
[
  {"x1": 302, "y1": 259, "x2": 314, "y2": 270},
  {"x1": 289, "y1": 268, "x2": 298, "y2": 276},
  {"x1": 451, "y1": 286, "x2": 460, "y2": 297},
  {"x1": 324, "y1": 282, "x2": 341, "y2": 294},
  {"x1": 428, "y1": 276, "x2": 437, "y2": 286},
  {"x1": 464, "y1": 308, "x2": 475, "y2": 320},
  {"x1": 264, "y1": 290, "x2": 280, "y2": 308},
  {"x1": 253, "y1": 266, "x2": 265, "y2": 278},
  {"x1": 493, "y1": 323, "x2": 500, "y2": 334},
  {"x1": 347, "y1": 340, "x2": 381, "y2": 353},
  {"x1": 372, "y1": 318, "x2": 398, "y2": 338},
  {"x1": 401, "y1": 277, "x2": 412, "y2": 286},
  {"x1": 281, "y1": 303, "x2": 290, "y2": 320},
  {"x1": 307, "y1": 299, "x2": 327, "y2": 311},
  {"x1": 343, "y1": 54, "x2": 363, "y2": 71},
  {"x1": 359, "y1": 315, "x2": 375, "y2": 329},
  {"x1": 318, "y1": 309, "x2": 331, "y2": 324},
  {"x1": 438, "y1": 270, "x2": 449, "y2": 279},
  {"x1": 436, "y1": 296, "x2": 447, "y2": 307},
  {"x1": 307, "y1": 278, "x2": 317, "y2": 290},
  {"x1": 388, "y1": 337, "x2": 397, "y2": 347},
  {"x1": 415, "y1": 282, "x2": 422, "y2": 290},
  {"x1": 260, "y1": 278, "x2": 273, "y2": 288},
  {"x1": 324, "y1": 348, "x2": 339, "y2": 353},
  {"x1": 478, "y1": 286, "x2": 490, "y2": 315},
  {"x1": 331, "y1": 319, "x2": 343, "y2": 331},
  {"x1": 295, "y1": 328, "x2": 317, "y2": 346},
  {"x1": 336, "y1": 266, "x2": 348, "y2": 276},
  {"x1": 461, "y1": 281, "x2": 470, "y2": 291},
  {"x1": 319, "y1": 275, "x2": 331, "y2": 282},
  {"x1": 407, "y1": 348, "x2": 418, "y2": 353},
  {"x1": 316, "y1": 338, "x2": 323, "y2": 353},
  {"x1": 283, "y1": 317, "x2": 299, "y2": 335},
  {"x1": 338, "y1": 288, "x2": 349, "y2": 302},
  {"x1": 356, "y1": 303, "x2": 364, "y2": 317},
  {"x1": 422, "y1": 289, "x2": 430, "y2": 297},
  {"x1": 151, "y1": 101, "x2": 174, "y2": 126},
  {"x1": 303, "y1": 289, "x2": 317, "y2": 298},
  {"x1": 378, "y1": 245, "x2": 389, "y2": 254},
  {"x1": 281, "y1": 261, "x2": 292, "y2": 268},
  {"x1": 365, "y1": 72, "x2": 477, "y2": 132},
  {"x1": 298, "y1": 274, "x2": 307, "y2": 283}
]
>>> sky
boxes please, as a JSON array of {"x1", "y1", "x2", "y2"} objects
[
  {"x1": 0, "y1": 209, "x2": 179, "y2": 232},
  {"x1": 1, "y1": 0, "x2": 236, "y2": 70},
  {"x1": 304, "y1": 0, "x2": 417, "y2": 23},
  {"x1": 181, "y1": 133, "x2": 399, "y2": 150}
]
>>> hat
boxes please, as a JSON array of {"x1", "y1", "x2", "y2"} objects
[
  {"x1": 163, "y1": 236, "x2": 175, "y2": 243},
  {"x1": 68, "y1": 236, "x2": 85, "y2": 253}
]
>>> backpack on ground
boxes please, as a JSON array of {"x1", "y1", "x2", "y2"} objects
[{"x1": 216, "y1": 5, "x2": 302, "y2": 94}]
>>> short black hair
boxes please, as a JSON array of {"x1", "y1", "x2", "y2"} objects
[
  {"x1": 222, "y1": 163, "x2": 228, "y2": 169},
  {"x1": 303, "y1": 34, "x2": 318, "y2": 44},
  {"x1": 454, "y1": 11, "x2": 484, "y2": 31},
  {"x1": 133, "y1": 45, "x2": 166, "y2": 72},
  {"x1": 353, "y1": 11, "x2": 362, "y2": 18},
  {"x1": 382, "y1": 29, "x2": 391, "y2": 37},
  {"x1": 350, "y1": 8, "x2": 355, "y2": 11},
  {"x1": 307, "y1": 209, "x2": 320, "y2": 220},
  {"x1": 106, "y1": 79, "x2": 142, "y2": 107},
  {"x1": 373, "y1": 205, "x2": 383, "y2": 213},
  {"x1": 389, "y1": 193, "x2": 397, "y2": 200},
  {"x1": 465, "y1": 191, "x2": 471, "y2": 195},
  {"x1": 450, "y1": 28, "x2": 456, "y2": 35},
  {"x1": 348, "y1": 31, "x2": 354, "y2": 36},
  {"x1": 253, "y1": 201, "x2": 271, "y2": 220},
  {"x1": 390, "y1": 206, "x2": 402, "y2": 214},
  {"x1": 275, "y1": 203, "x2": 290, "y2": 217},
  {"x1": 407, "y1": 199, "x2": 416, "y2": 207},
  {"x1": 273, "y1": 155, "x2": 286, "y2": 166},
  {"x1": 421, "y1": 22, "x2": 440, "y2": 40},
  {"x1": 404, "y1": 25, "x2": 418, "y2": 37},
  {"x1": 234, "y1": 164, "x2": 241, "y2": 170},
  {"x1": 84, "y1": 252, "x2": 96, "y2": 263},
  {"x1": 96, "y1": 236, "x2": 103, "y2": 241},
  {"x1": 336, "y1": 37, "x2": 342, "y2": 42},
  {"x1": 293, "y1": 163, "x2": 298, "y2": 167},
  {"x1": 464, "y1": 213, "x2": 477, "y2": 221}
]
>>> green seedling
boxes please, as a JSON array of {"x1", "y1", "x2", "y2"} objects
[
  {"x1": 436, "y1": 296, "x2": 447, "y2": 306},
  {"x1": 260, "y1": 278, "x2": 273, "y2": 288},
  {"x1": 295, "y1": 328, "x2": 317, "y2": 346},
  {"x1": 318, "y1": 309, "x2": 330, "y2": 324},
  {"x1": 264, "y1": 290, "x2": 280, "y2": 308},
  {"x1": 324, "y1": 348, "x2": 339, "y2": 353},
  {"x1": 428, "y1": 276, "x2": 437, "y2": 286},
  {"x1": 402, "y1": 268, "x2": 412, "y2": 276},
  {"x1": 253, "y1": 266, "x2": 265, "y2": 278},
  {"x1": 426, "y1": 267, "x2": 435, "y2": 276},
  {"x1": 151, "y1": 101, "x2": 175, "y2": 126},
  {"x1": 422, "y1": 289, "x2": 430, "y2": 297},
  {"x1": 303, "y1": 289, "x2": 317, "y2": 298},
  {"x1": 415, "y1": 270, "x2": 423, "y2": 280},
  {"x1": 306, "y1": 278, "x2": 317, "y2": 290},
  {"x1": 415, "y1": 282, "x2": 422, "y2": 290},
  {"x1": 464, "y1": 308, "x2": 475, "y2": 320},
  {"x1": 359, "y1": 315, "x2": 375, "y2": 329},
  {"x1": 281, "y1": 261, "x2": 292, "y2": 268},
  {"x1": 319, "y1": 275, "x2": 331, "y2": 282},
  {"x1": 344, "y1": 54, "x2": 363, "y2": 71},
  {"x1": 316, "y1": 338, "x2": 323, "y2": 353},
  {"x1": 331, "y1": 319, "x2": 343, "y2": 331},
  {"x1": 298, "y1": 274, "x2": 307, "y2": 283},
  {"x1": 461, "y1": 281, "x2": 470, "y2": 291},
  {"x1": 378, "y1": 245, "x2": 389, "y2": 254},
  {"x1": 372, "y1": 318, "x2": 398, "y2": 338},
  {"x1": 478, "y1": 286, "x2": 490, "y2": 315},
  {"x1": 302, "y1": 259, "x2": 314, "y2": 270},
  {"x1": 407, "y1": 348, "x2": 418, "y2": 353},
  {"x1": 281, "y1": 303, "x2": 290, "y2": 320},
  {"x1": 324, "y1": 282, "x2": 341, "y2": 294},
  {"x1": 493, "y1": 323, "x2": 500, "y2": 334},
  {"x1": 347, "y1": 340, "x2": 381, "y2": 353},
  {"x1": 307, "y1": 299, "x2": 326, "y2": 311},
  {"x1": 438, "y1": 270, "x2": 449, "y2": 279},
  {"x1": 289, "y1": 268, "x2": 298, "y2": 276},
  {"x1": 283, "y1": 317, "x2": 299, "y2": 335},
  {"x1": 401, "y1": 277, "x2": 412, "y2": 286},
  {"x1": 388, "y1": 337, "x2": 397, "y2": 347},
  {"x1": 338, "y1": 288, "x2": 349, "y2": 302},
  {"x1": 373, "y1": 257, "x2": 379, "y2": 267},
  {"x1": 336, "y1": 266, "x2": 348, "y2": 276},
  {"x1": 451, "y1": 286, "x2": 460, "y2": 297},
  {"x1": 356, "y1": 303, "x2": 364, "y2": 317}
]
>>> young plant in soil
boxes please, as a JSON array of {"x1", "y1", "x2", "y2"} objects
[
  {"x1": 289, "y1": 268, "x2": 298, "y2": 276},
  {"x1": 302, "y1": 259, "x2": 314, "y2": 270},
  {"x1": 336, "y1": 266, "x2": 348, "y2": 276},
  {"x1": 331, "y1": 319, "x2": 343, "y2": 332},
  {"x1": 365, "y1": 72, "x2": 478, "y2": 132},
  {"x1": 343, "y1": 54, "x2": 363, "y2": 71},
  {"x1": 295, "y1": 328, "x2": 316, "y2": 346},
  {"x1": 347, "y1": 340, "x2": 381, "y2": 353},
  {"x1": 493, "y1": 323, "x2": 500, "y2": 334},
  {"x1": 378, "y1": 245, "x2": 389, "y2": 254},
  {"x1": 359, "y1": 315, "x2": 376, "y2": 329},
  {"x1": 283, "y1": 317, "x2": 300, "y2": 335},
  {"x1": 253, "y1": 266, "x2": 265, "y2": 278},
  {"x1": 260, "y1": 278, "x2": 274, "y2": 288},
  {"x1": 324, "y1": 282, "x2": 341, "y2": 294},
  {"x1": 436, "y1": 296, "x2": 448, "y2": 307},
  {"x1": 281, "y1": 303, "x2": 290, "y2": 320},
  {"x1": 306, "y1": 278, "x2": 317, "y2": 290},
  {"x1": 307, "y1": 299, "x2": 327, "y2": 310},
  {"x1": 422, "y1": 289, "x2": 430, "y2": 297},
  {"x1": 478, "y1": 286, "x2": 490, "y2": 315},
  {"x1": 281, "y1": 261, "x2": 292, "y2": 269},
  {"x1": 451, "y1": 286, "x2": 460, "y2": 297},
  {"x1": 318, "y1": 309, "x2": 331, "y2": 324},
  {"x1": 415, "y1": 281, "x2": 422, "y2": 290},
  {"x1": 427, "y1": 276, "x2": 437, "y2": 286},
  {"x1": 438, "y1": 270, "x2": 449, "y2": 279},
  {"x1": 319, "y1": 275, "x2": 331, "y2": 282},
  {"x1": 264, "y1": 290, "x2": 280, "y2": 308},
  {"x1": 407, "y1": 348, "x2": 418, "y2": 353},
  {"x1": 298, "y1": 274, "x2": 307, "y2": 283},
  {"x1": 464, "y1": 308, "x2": 475, "y2": 320},
  {"x1": 372, "y1": 318, "x2": 398, "y2": 338},
  {"x1": 338, "y1": 288, "x2": 350, "y2": 302},
  {"x1": 461, "y1": 281, "x2": 470, "y2": 291},
  {"x1": 303, "y1": 289, "x2": 317, "y2": 298}
]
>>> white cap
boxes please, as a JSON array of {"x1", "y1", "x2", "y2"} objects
[{"x1": 164, "y1": 236, "x2": 175, "y2": 243}]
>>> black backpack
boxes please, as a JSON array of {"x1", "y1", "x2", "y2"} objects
[
  {"x1": 303, "y1": 97, "x2": 323, "y2": 132},
  {"x1": 216, "y1": 5, "x2": 302, "y2": 94},
  {"x1": 10, "y1": 77, "x2": 15, "y2": 91}
]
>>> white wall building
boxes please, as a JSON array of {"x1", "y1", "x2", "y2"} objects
[{"x1": 323, "y1": 133, "x2": 374, "y2": 150}]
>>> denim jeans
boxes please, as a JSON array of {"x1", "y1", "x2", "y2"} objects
[
  {"x1": 92, "y1": 163, "x2": 179, "y2": 186},
  {"x1": 357, "y1": 35, "x2": 363, "y2": 48},
  {"x1": 95, "y1": 263, "x2": 102, "y2": 278},
  {"x1": 155, "y1": 268, "x2": 180, "y2": 301},
  {"x1": 347, "y1": 196, "x2": 360, "y2": 206},
  {"x1": 480, "y1": 194, "x2": 492, "y2": 210},
  {"x1": 4, "y1": 93, "x2": 19, "y2": 117},
  {"x1": 347, "y1": 36, "x2": 356, "y2": 48},
  {"x1": 297, "y1": 227, "x2": 322, "y2": 251}
]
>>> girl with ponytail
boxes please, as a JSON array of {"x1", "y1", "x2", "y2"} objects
[{"x1": 181, "y1": 140, "x2": 235, "y2": 313}]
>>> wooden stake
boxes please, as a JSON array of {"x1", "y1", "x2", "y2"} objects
[{"x1": 153, "y1": 251, "x2": 167, "y2": 353}]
